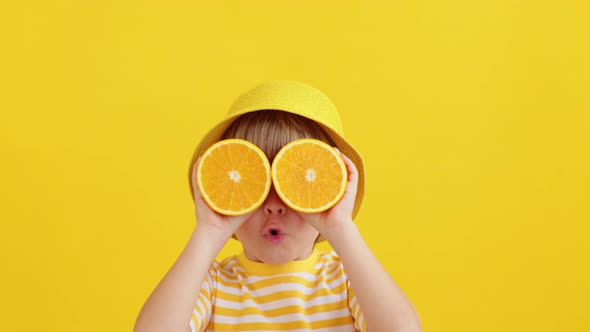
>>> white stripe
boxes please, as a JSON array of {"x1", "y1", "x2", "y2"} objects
[
  {"x1": 221, "y1": 260, "x2": 235, "y2": 270},
  {"x1": 212, "y1": 308, "x2": 351, "y2": 324},
  {"x1": 222, "y1": 259, "x2": 245, "y2": 272},
  {"x1": 356, "y1": 313, "x2": 366, "y2": 331},
  {"x1": 201, "y1": 271, "x2": 214, "y2": 296},
  {"x1": 217, "y1": 274, "x2": 347, "y2": 297},
  {"x1": 320, "y1": 263, "x2": 346, "y2": 280},
  {"x1": 214, "y1": 325, "x2": 355, "y2": 332},
  {"x1": 350, "y1": 296, "x2": 360, "y2": 319},
  {"x1": 216, "y1": 264, "x2": 345, "y2": 289},
  {"x1": 189, "y1": 318, "x2": 196, "y2": 332},
  {"x1": 214, "y1": 292, "x2": 347, "y2": 311},
  {"x1": 216, "y1": 273, "x2": 242, "y2": 285},
  {"x1": 217, "y1": 268, "x2": 339, "y2": 284},
  {"x1": 195, "y1": 298, "x2": 206, "y2": 322},
  {"x1": 309, "y1": 326, "x2": 358, "y2": 332},
  {"x1": 191, "y1": 309, "x2": 202, "y2": 329},
  {"x1": 222, "y1": 264, "x2": 242, "y2": 274},
  {"x1": 312, "y1": 253, "x2": 340, "y2": 270}
]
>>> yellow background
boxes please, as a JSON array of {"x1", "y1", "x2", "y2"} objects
[{"x1": 1, "y1": 1, "x2": 589, "y2": 331}]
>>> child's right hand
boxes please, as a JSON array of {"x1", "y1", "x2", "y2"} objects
[{"x1": 190, "y1": 157, "x2": 252, "y2": 241}]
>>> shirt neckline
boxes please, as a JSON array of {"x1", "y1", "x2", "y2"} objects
[{"x1": 235, "y1": 247, "x2": 321, "y2": 275}]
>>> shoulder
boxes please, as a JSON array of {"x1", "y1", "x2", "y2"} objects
[
  {"x1": 318, "y1": 249, "x2": 342, "y2": 263},
  {"x1": 316, "y1": 249, "x2": 346, "y2": 274},
  {"x1": 208, "y1": 255, "x2": 244, "y2": 278}
]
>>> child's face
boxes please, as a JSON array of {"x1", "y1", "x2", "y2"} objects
[{"x1": 234, "y1": 186, "x2": 319, "y2": 264}]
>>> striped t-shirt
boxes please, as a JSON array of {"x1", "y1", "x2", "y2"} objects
[{"x1": 190, "y1": 248, "x2": 367, "y2": 332}]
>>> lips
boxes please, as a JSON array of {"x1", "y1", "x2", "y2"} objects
[
  {"x1": 264, "y1": 226, "x2": 284, "y2": 237},
  {"x1": 263, "y1": 223, "x2": 286, "y2": 244},
  {"x1": 263, "y1": 221, "x2": 284, "y2": 235}
]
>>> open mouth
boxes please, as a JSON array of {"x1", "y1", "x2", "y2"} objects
[
  {"x1": 264, "y1": 227, "x2": 286, "y2": 244},
  {"x1": 266, "y1": 228, "x2": 283, "y2": 237}
]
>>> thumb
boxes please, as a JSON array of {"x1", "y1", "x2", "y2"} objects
[{"x1": 191, "y1": 157, "x2": 201, "y2": 202}]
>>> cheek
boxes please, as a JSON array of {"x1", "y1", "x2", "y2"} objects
[
  {"x1": 235, "y1": 212, "x2": 263, "y2": 237},
  {"x1": 297, "y1": 221, "x2": 320, "y2": 238}
]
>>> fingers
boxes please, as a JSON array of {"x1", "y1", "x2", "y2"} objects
[
  {"x1": 333, "y1": 148, "x2": 358, "y2": 216},
  {"x1": 334, "y1": 148, "x2": 359, "y2": 184},
  {"x1": 191, "y1": 156, "x2": 202, "y2": 202},
  {"x1": 226, "y1": 211, "x2": 254, "y2": 230}
]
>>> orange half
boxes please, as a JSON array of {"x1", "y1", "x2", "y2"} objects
[
  {"x1": 271, "y1": 138, "x2": 347, "y2": 213},
  {"x1": 196, "y1": 139, "x2": 271, "y2": 215}
]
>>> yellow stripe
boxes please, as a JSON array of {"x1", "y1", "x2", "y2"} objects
[
  {"x1": 323, "y1": 252, "x2": 341, "y2": 265},
  {"x1": 199, "y1": 286, "x2": 209, "y2": 298},
  {"x1": 215, "y1": 300, "x2": 348, "y2": 318},
  {"x1": 193, "y1": 254, "x2": 363, "y2": 331},
  {"x1": 217, "y1": 265, "x2": 247, "y2": 280},
  {"x1": 327, "y1": 259, "x2": 342, "y2": 274},
  {"x1": 215, "y1": 280, "x2": 347, "y2": 304},
  {"x1": 195, "y1": 296, "x2": 206, "y2": 321},
  {"x1": 351, "y1": 300, "x2": 359, "y2": 316},
  {"x1": 210, "y1": 316, "x2": 354, "y2": 331},
  {"x1": 216, "y1": 279, "x2": 242, "y2": 289},
  {"x1": 214, "y1": 255, "x2": 342, "y2": 283},
  {"x1": 361, "y1": 315, "x2": 368, "y2": 332},
  {"x1": 217, "y1": 268, "x2": 345, "y2": 292}
]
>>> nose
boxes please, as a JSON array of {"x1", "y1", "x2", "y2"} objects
[{"x1": 263, "y1": 187, "x2": 286, "y2": 215}]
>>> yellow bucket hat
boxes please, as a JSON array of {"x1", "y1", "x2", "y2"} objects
[{"x1": 188, "y1": 80, "x2": 365, "y2": 221}]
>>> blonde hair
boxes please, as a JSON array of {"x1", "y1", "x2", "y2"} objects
[{"x1": 222, "y1": 110, "x2": 336, "y2": 162}]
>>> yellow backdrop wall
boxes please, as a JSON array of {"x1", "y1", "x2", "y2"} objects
[{"x1": 1, "y1": 1, "x2": 589, "y2": 331}]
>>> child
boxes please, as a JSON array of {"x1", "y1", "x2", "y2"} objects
[{"x1": 134, "y1": 81, "x2": 422, "y2": 332}]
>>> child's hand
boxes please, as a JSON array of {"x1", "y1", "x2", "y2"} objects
[
  {"x1": 296, "y1": 149, "x2": 359, "y2": 236},
  {"x1": 191, "y1": 157, "x2": 252, "y2": 241}
]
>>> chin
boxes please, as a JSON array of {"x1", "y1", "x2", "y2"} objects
[{"x1": 260, "y1": 250, "x2": 295, "y2": 265}]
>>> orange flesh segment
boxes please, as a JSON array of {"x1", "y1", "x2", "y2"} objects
[
  {"x1": 197, "y1": 139, "x2": 271, "y2": 215},
  {"x1": 272, "y1": 139, "x2": 347, "y2": 213}
]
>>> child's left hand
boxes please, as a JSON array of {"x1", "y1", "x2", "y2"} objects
[{"x1": 296, "y1": 149, "x2": 359, "y2": 236}]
